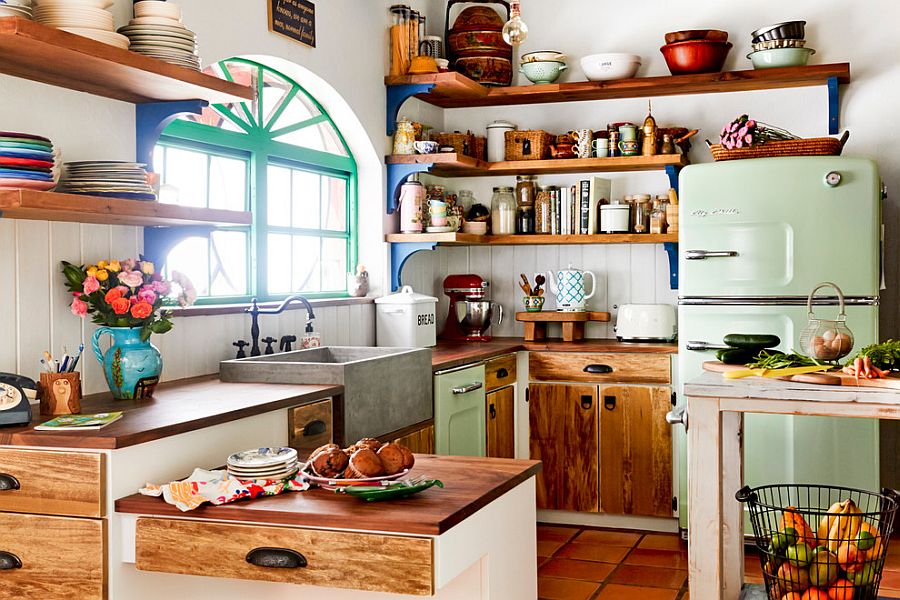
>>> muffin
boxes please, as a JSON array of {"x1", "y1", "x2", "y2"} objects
[
  {"x1": 399, "y1": 445, "x2": 415, "y2": 470},
  {"x1": 349, "y1": 447, "x2": 385, "y2": 478},
  {"x1": 309, "y1": 446, "x2": 349, "y2": 478},
  {"x1": 355, "y1": 437, "x2": 383, "y2": 451},
  {"x1": 377, "y1": 443, "x2": 406, "y2": 475}
]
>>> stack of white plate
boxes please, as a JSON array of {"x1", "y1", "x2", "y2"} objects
[
  {"x1": 0, "y1": 0, "x2": 33, "y2": 20},
  {"x1": 32, "y1": 0, "x2": 129, "y2": 49},
  {"x1": 56, "y1": 161, "x2": 156, "y2": 201},
  {"x1": 226, "y1": 447, "x2": 300, "y2": 481},
  {"x1": 118, "y1": 2, "x2": 200, "y2": 70}
]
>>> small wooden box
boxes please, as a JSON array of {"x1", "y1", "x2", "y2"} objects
[{"x1": 39, "y1": 372, "x2": 81, "y2": 415}]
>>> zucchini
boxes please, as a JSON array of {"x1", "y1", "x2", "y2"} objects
[
  {"x1": 716, "y1": 348, "x2": 755, "y2": 365},
  {"x1": 723, "y1": 333, "x2": 781, "y2": 350}
]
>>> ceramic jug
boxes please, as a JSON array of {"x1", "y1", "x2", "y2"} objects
[
  {"x1": 546, "y1": 265, "x2": 596, "y2": 312},
  {"x1": 92, "y1": 326, "x2": 162, "y2": 400}
]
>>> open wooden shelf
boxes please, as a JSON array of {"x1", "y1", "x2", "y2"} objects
[
  {"x1": 386, "y1": 153, "x2": 688, "y2": 177},
  {"x1": 386, "y1": 63, "x2": 851, "y2": 109},
  {"x1": 0, "y1": 17, "x2": 253, "y2": 104},
  {"x1": 0, "y1": 189, "x2": 253, "y2": 227},
  {"x1": 385, "y1": 232, "x2": 677, "y2": 245}
]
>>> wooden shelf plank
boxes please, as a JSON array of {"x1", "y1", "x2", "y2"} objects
[
  {"x1": 0, "y1": 17, "x2": 252, "y2": 104},
  {"x1": 385, "y1": 153, "x2": 687, "y2": 177},
  {"x1": 386, "y1": 64, "x2": 850, "y2": 109},
  {"x1": 385, "y1": 233, "x2": 677, "y2": 246},
  {"x1": 0, "y1": 190, "x2": 252, "y2": 227}
]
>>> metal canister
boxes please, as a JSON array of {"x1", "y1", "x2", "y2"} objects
[{"x1": 399, "y1": 179, "x2": 426, "y2": 233}]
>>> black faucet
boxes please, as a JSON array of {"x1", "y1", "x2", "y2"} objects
[{"x1": 246, "y1": 295, "x2": 317, "y2": 357}]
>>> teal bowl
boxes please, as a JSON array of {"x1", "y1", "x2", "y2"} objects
[
  {"x1": 747, "y1": 47, "x2": 815, "y2": 69},
  {"x1": 519, "y1": 60, "x2": 567, "y2": 84}
]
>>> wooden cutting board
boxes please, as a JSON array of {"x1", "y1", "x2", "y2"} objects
[{"x1": 702, "y1": 361, "x2": 900, "y2": 389}]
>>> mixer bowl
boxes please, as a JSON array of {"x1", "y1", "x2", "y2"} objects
[{"x1": 454, "y1": 301, "x2": 500, "y2": 336}]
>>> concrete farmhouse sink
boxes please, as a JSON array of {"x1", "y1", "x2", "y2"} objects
[{"x1": 220, "y1": 346, "x2": 433, "y2": 442}]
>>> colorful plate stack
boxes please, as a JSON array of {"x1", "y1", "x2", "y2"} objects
[
  {"x1": 118, "y1": 2, "x2": 200, "y2": 70},
  {"x1": 0, "y1": 131, "x2": 57, "y2": 191},
  {"x1": 56, "y1": 161, "x2": 156, "y2": 200},
  {"x1": 33, "y1": 0, "x2": 129, "y2": 49},
  {"x1": 0, "y1": 0, "x2": 33, "y2": 20}
]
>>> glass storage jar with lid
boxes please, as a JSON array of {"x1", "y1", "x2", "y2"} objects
[
  {"x1": 632, "y1": 194, "x2": 652, "y2": 233},
  {"x1": 516, "y1": 175, "x2": 536, "y2": 234},
  {"x1": 491, "y1": 186, "x2": 516, "y2": 235},
  {"x1": 535, "y1": 186, "x2": 552, "y2": 234}
]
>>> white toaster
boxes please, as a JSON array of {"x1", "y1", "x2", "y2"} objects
[{"x1": 614, "y1": 304, "x2": 677, "y2": 342}]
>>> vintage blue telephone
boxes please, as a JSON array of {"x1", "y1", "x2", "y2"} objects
[{"x1": 0, "y1": 373, "x2": 36, "y2": 427}]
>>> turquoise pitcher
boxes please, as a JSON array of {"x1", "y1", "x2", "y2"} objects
[{"x1": 92, "y1": 327, "x2": 162, "y2": 400}]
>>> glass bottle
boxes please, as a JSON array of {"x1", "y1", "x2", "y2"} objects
[
  {"x1": 393, "y1": 117, "x2": 415, "y2": 155},
  {"x1": 535, "y1": 186, "x2": 551, "y2": 234},
  {"x1": 457, "y1": 190, "x2": 476, "y2": 217},
  {"x1": 389, "y1": 5, "x2": 411, "y2": 76},
  {"x1": 515, "y1": 175, "x2": 536, "y2": 234},
  {"x1": 650, "y1": 200, "x2": 666, "y2": 234},
  {"x1": 632, "y1": 194, "x2": 652, "y2": 233},
  {"x1": 409, "y1": 10, "x2": 420, "y2": 61},
  {"x1": 491, "y1": 186, "x2": 515, "y2": 235}
]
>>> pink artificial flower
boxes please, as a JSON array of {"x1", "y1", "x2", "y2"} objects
[
  {"x1": 122, "y1": 258, "x2": 137, "y2": 271},
  {"x1": 735, "y1": 138, "x2": 744, "y2": 149},
  {"x1": 130, "y1": 296, "x2": 139, "y2": 305},
  {"x1": 745, "y1": 134, "x2": 753, "y2": 144},
  {"x1": 82, "y1": 276, "x2": 100, "y2": 294},
  {"x1": 118, "y1": 270, "x2": 144, "y2": 288},
  {"x1": 71, "y1": 297, "x2": 88, "y2": 317},
  {"x1": 151, "y1": 280, "x2": 170, "y2": 295},
  {"x1": 738, "y1": 126, "x2": 748, "y2": 138},
  {"x1": 138, "y1": 289, "x2": 157, "y2": 304}
]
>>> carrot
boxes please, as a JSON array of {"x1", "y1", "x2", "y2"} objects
[{"x1": 854, "y1": 357, "x2": 863, "y2": 385}]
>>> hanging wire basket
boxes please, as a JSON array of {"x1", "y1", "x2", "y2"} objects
[
  {"x1": 799, "y1": 281, "x2": 855, "y2": 362},
  {"x1": 737, "y1": 484, "x2": 900, "y2": 600}
]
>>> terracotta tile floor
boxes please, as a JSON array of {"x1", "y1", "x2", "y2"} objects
[{"x1": 536, "y1": 524, "x2": 900, "y2": 600}]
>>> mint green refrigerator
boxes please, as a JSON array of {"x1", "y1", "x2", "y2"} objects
[{"x1": 675, "y1": 157, "x2": 883, "y2": 530}]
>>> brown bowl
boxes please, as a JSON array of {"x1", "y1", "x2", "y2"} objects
[
  {"x1": 660, "y1": 39, "x2": 732, "y2": 75},
  {"x1": 664, "y1": 29, "x2": 729, "y2": 44}
]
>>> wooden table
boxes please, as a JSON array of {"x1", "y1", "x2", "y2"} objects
[{"x1": 684, "y1": 372, "x2": 900, "y2": 598}]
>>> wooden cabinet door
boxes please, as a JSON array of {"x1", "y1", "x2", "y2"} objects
[
  {"x1": 486, "y1": 387, "x2": 515, "y2": 459},
  {"x1": 599, "y1": 385, "x2": 673, "y2": 517},
  {"x1": 528, "y1": 383, "x2": 598, "y2": 512},
  {"x1": 394, "y1": 424, "x2": 435, "y2": 454}
]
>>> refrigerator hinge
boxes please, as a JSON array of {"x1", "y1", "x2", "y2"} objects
[
  {"x1": 672, "y1": 496, "x2": 678, "y2": 513},
  {"x1": 671, "y1": 391, "x2": 677, "y2": 407}
]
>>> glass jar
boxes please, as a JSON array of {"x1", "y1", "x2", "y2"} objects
[
  {"x1": 457, "y1": 190, "x2": 476, "y2": 216},
  {"x1": 632, "y1": 194, "x2": 652, "y2": 233},
  {"x1": 650, "y1": 196, "x2": 669, "y2": 234},
  {"x1": 389, "y1": 5, "x2": 411, "y2": 76},
  {"x1": 515, "y1": 175, "x2": 536, "y2": 234},
  {"x1": 535, "y1": 186, "x2": 552, "y2": 234},
  {"x1": 393, "y1": 117, "x2": 415, "y2": 155},
  {"x1": 491, "y1": 186, "x2": 515, "y2": 235},
  {"x1": 409, "y1": 10, "x2": 420, "y2": 60}
]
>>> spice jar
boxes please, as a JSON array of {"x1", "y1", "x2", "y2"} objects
[
  {"x1": 632, "y1": 194, "x2": 652, "y2": 233},
  {"x1": 393, "y1": 117, "x2": 415, "y2": 155},
  {"x1": 491, "y1": 186, "x2": 515, "y2": 235},
  {"x1": 515, "y1": 175, "x2": 536, "y2": 234},
  {"x1": 389, "y1": 5, "x2": 412, "y2": 76},
  {"x1": 535, "y1": 186, "x2": 552, "y2": 234}
]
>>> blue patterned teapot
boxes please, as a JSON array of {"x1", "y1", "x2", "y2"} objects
[{"x1": 546, "y1": 265, "x2": 596, "y2": 312}]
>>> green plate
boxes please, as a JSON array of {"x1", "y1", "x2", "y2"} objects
[{"x1": 336, "y1": 480, "x2": 444, "y2": 502}]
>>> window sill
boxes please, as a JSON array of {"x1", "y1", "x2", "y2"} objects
[{"x1": 168, "y1": 296, "x2": 374, "y2": 318}]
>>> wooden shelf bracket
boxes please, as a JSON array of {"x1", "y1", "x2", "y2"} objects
[
  {"x1": 135, "y1": 100, "x2": 207, "y2": 172},
  {"x1": 390, "y1": 241, "x2": 437, "y2": 291},
  {"x1": 664, "y1": 241, "x2": 679, "y2": 290},
  {"x1": 143, "y1": 225, "x2": 213, "y2": 270},
  {"x1": 387, "y1": 162, "x2": 434, "y2": 214},
  {"x1": 386, "y1": 83, "x2": 435, "y2": 135}
]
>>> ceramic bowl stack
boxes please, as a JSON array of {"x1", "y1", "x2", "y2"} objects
[
  {"x1": 33, "y1": 0, "x2": 129, "y2": 49},
  {"x1": 0, "y1": 0, "x2": 33, "y2": 20},
  {"x1": 56, "y1": 161, "x2": 156, "y2": 200},
  {"x1": 0, "y1": 131, "x2": 56, "y2": 191},
  {"x1": 226, "y1": 447, "x2": 300, "y2": 481},
  {"x1": 118, "y1": 2, "x2": 200, "y2": 70}
]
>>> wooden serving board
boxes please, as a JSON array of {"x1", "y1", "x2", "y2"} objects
[
  {"x1": 702, "y1": 361, "x2": 900, "y2": 389},
  {"x1": 515, "y1": 311, "x2": 611, "y2": 343}
]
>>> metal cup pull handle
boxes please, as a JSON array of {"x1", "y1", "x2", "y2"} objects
[
  {"x1": 580, "y1": 395, "x2": 593, "y2": 410},
  {"x1": 246, "y1": 547, "x2": 307, "y2": 569},
  {"x1": 604, "y1": 395, "x2": 616, "y2": 411},
  {"x1": 0, "y1": 474, "x2": 20, "y2": 491},
  {"x1": 302, "y1": 420, "x2": 327, "y2": 437},
  {"x1": 583, "y1": 364, "x2": 613, "y2": 374},
  {"x1": 0, "y1": 552, "x2": 21, "y2": 571},
  {"x1": 496, "y1": 368, "x2": 509, "y2": 379}
]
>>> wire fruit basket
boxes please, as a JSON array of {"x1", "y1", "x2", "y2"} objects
[
  {"x1": 737, "y1": 484, "x2": 900, "y2": 600},
  {"x1": 799, "y1": 282, "x2": 854, "y2": 362}
]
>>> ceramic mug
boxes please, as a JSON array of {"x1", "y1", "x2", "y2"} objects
[
  {"x1": 523, "y1": 296, "x2": 545, "y2": 312},
  {"x1": 592, "y1": 139, "x2": 609, "y2": 158},
  {"x1": 570, "y1": 129, "x2": 593, "y2": 159},
  {"x1": 414, "y1": 140, "x2": 438, "y2": 154},
  {"x1": 618, "y1": 124, "x2": 638, "y2": 142},
  {"x1": 618, "y1": 140, "x2": 640, "y2": 156}
]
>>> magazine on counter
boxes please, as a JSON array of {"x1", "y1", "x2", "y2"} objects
[{"x1": 35, "y1": 412, "x2": 123, "y2": 431}]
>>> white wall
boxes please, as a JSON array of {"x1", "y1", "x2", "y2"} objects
[{"x1": 400, "y1": 0, "x2": 900, "y2": 340}]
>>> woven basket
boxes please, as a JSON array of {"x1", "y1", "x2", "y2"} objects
[
  {"x1": 433, "y1": 131, "x2": 476, "y2": 157},
  {"x1": 709, "y1": 137, "x2": 845, "y2": 161},
  {"x1": 472, "y1": 136, "x2": 487, "y2": 161},
  {"x1": 505, "y1": 130, "x2": 553, "y2": 161}
]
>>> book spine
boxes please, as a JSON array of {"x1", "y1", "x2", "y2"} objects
[
  {"x1": 579, "y1": 180, "x2": 590, "y2": 235},
  {"x1": 570, "y1": 186, "x2": 577, "y2": 235},
  {"x1": 560, "y1": 187, "x2": 568, "y2": 235},
  {"x1": 550, "y1": 189, "x2": 559, "y2": 235}
]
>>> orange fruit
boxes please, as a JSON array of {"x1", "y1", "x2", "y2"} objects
[
  {"x1": 777, "y1": 563, "x2": 811, "y2": 592},
  {"x1": 801, "y1": 589, "x2": 831, "y2": 600},
  {"x1": 828, "y1": 578, "x2": 854, "y2": 600},
  {"x1": 782, "y1": 593, "x2": 803, "y2": 600}
]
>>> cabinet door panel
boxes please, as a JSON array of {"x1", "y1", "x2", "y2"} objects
[
  {"x1": 600, "y1": 385, "x2": 673, "y2": 517},
  {"x1": 394, "y1": 424, "x2": 435, "y2": 454},
  {"x1": 529, "y1": 383, "x2": 598, "y2": 512},
  {"x1": 486, "y1": 387, "x2": 515, "y2": 459}
]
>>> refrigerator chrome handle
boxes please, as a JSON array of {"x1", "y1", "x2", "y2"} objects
[
  {"x1": 666, "y1": 406, "x2": 688, "y2": 430},
  {"x1": 685, "y1": 250, "x2": 739, "y2": 260},
  {"x1": 686, "y1": 341, "x2": 730, "y2": 351}
]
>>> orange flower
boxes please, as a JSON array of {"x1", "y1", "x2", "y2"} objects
[
  {"x1": 104, "y1": 288, "x2": 123, "y2": 304},
  {"x1": 110, "y1": 297, "x2": 131, "y2": 315},
  {"x1": 130, "y1": 301, "x2": 153, "y2": 319}
]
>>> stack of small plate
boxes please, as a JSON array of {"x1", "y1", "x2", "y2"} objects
[
  {"x1": 56, "y1": 161, "x2": 155, "y2": 200},
  {"x1": 33, "y1": 0, "x2": 129, "y2": 49},
  {"x1": 0, "y1": 131, "x2": 56, "y2": 191},
  {"x1": 0, "y1": 0, "x2": 33, "y2": 20},
  {"x1": 226, "y1": 447, "x2": 300, "y2": 481},
  {"x1": 118, "y1": 2, "x2": 200, "y2": 70}
]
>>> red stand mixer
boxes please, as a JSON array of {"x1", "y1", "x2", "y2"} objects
[{"x1": 440, "y1": 274, "x2": 502, "y2": 342}]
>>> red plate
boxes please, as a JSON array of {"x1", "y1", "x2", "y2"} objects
[{"x1": 0, "y1": 157, "x2": 54, "y2": 168}]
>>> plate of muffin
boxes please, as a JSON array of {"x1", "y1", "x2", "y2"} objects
[{"x1": 304, "y1": 437, "x2": 416, "y2": 490}]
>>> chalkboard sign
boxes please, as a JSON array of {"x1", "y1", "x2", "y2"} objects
[{"x1": 268, "y1": 0, "x2": 316, "y2": 48}]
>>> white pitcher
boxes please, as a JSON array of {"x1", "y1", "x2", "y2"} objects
[{"x1": 546, "y1": 265, "x2": 596, "y2": 312}]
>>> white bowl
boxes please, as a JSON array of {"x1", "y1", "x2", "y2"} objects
[
  {"x1": 133, "y1": 1, "x2": 181, "y2": 21},
  {"x1": 580, "y1": 53, "x2": 642, "y2": 81},
  {"x1": 462, "y1": 221, "x2": 488, "y2": 235},
  {"x1": 521, "y1": 50, "x2": 566, "y2": 64},
  {"x1": 34, "y1": 0, "x2": 112, "y2": 8}
]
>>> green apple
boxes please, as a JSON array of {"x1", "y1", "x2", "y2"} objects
[
  {"x1": 785, "y1": 543, "x2": 812, "y2": 568},
  {"x1": 856, "y1": 530, "x2": 876, "y2": 551},
  {"x1": 782, "y1": 526, "x2": 799, "y2": 546},
  {"x1": 849, "y1": 561, "x2": 877, "y2": 587},
  {"x1": 808, "y1": 550, "x2": 839, "y2": 587}
]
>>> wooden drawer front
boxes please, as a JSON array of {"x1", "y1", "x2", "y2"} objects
[
  {"x1": 136, "y1": 517, "x2": 434, "y2": 596},
  {"x1": 394, "y1": 424, "x2": 435, "y2": 454},
  {"x1": 288, "y1": 399, "x2": 333, "y2": 460},
  {"x1": 0, "y1": 512, "x2": 105, "y2": 600},
  {"x1": 0, "y1": 448, "x2": 104, "y2": 517},
  {"x1": 485, "y1": 353, "x2": 517, "y2": 391},
  {"x1": 529, "y1": 352, "x2": 670, "y2": 384}
]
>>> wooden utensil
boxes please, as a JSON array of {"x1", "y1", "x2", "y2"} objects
[
  {"x1": 519, "y1": 273, "x2": 533, "y2": 296},
  {"x1": 533, "y1": 274, "x2": 545, "y2": 296}
]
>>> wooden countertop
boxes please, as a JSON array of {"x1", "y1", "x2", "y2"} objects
[
  {"x1": 0, "y1": 376, "x2": 342, "y2": 450},
  {"x1": 116, "y1": 455, "x2": 541, "y2": 536},
  {"x1": 431, "y1": 337, "x2": 677, "y2": 371}
]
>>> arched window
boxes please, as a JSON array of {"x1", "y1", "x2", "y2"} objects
[{"x1": 154, "y1": 58, "x2": 357, "y2": 302}]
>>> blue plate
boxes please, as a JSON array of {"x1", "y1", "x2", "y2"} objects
[
  {"x1": 0, "y1": 141, "x2": 53, "y2": 152},
  {"x1": 0, "y1": 170, "x2": 53, "y2": 181},
  {"x1": 0, "y1": 149, "x2": 54, "y2": 160}
]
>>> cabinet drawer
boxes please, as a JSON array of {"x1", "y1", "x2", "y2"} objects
[
  {"x1": 0, "y1": 448, "x2": 104, "y2": 517},
  {"x1": 0, "y1": 512, "x2": 105, "y2": 600},
  {"x1": 485, "y1": 354, "x2": 517, "y2": 391},
  {"x1": 288, "y1": 399, "x2": 334, "y2": 459},
  {"x1": 135, "y1": 517, "x2": 434, "y2": 596},
  {"x1": 529, "y1": 352, "x2": 670, "y2": 384}
]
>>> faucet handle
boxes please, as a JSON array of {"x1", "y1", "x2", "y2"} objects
[
  {"x1": 232, "y1": 340, "x2": 249, "y2": 359},
  {"x1": 261, "y1": 336, "x2": 277, "y2": 355}
]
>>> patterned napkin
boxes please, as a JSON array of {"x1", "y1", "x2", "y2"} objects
[{"x1": 139, "y1": 468, "x2": 310, "y2": 512}]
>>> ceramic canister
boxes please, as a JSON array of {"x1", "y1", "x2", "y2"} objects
[
  {"x1": 399, "y1": 180, "x2": 426, "y2": 233},
  {"x1": 600, "y1": 204, "x2": 630, "y2": 233},
  {"x1": 486, "y1": 120, "x2": 516, "y2": 162}
]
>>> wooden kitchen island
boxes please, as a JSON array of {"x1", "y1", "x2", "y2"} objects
[{"x1": 684, "y1": 372, "x2": 900, "y2": 599}]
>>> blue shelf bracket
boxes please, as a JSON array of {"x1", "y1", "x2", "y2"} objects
[
  {"x1": 665, "y1": 165, "x2": 681, "y2": 194},
  {"x1": 386, "y1": 162, "x2": 434, "y2": 214},
  {"x1": 663, "y1": 242, "x2": 679, "y2": 291},
  {"x1": 390, "y1": 242, "x2": 437, "y2": 291},
  {"x1": 827, "y1": 76, "x2": 840, "y2": 135},
  {"x1": 135, "y1": 100, "x2": 208, "y2": 172},
  {"x1": 143, "y1": 225, "x2": 213, "y2": 271},
  {"x1": 386, "y1": 84, "x2": 435, "y2": 135}
]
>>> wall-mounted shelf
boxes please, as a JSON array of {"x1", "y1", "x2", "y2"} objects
[
  {"x1": 0, "y1": 189, "x2": 252, "y2": 227},
  {"x1": 387, "y1": 153, "x2": 688, "y2": 177},
  {"x1": 386, "y1": 233, "x2": 677, "y2": 245},
  {"x1": 0, "y1": 17, "x2": 252, "y2": 104}
]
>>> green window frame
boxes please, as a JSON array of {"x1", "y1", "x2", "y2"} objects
[{"x1": 156, "y1": 57, "x2": 358, "y2": 304}]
